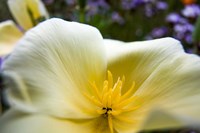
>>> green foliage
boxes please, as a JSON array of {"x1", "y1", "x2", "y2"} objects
[{"x1": 193, "y1": 16, "x2": 200, "y2": 42}]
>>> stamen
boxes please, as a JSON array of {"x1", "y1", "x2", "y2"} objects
[
  {"x1": 102, "y1": 81, "x2": 108, "y2": 99},
  {"x1": 83, "y1": 93, "x2": 102, "y2": 107},
  {"x1": 108, "y1": 95, "x2": 112, "y2": 107},
  {"x1": 120, "y1": 81, "x2": 135, "y2": 101},
  {"x1": 113, "y1": 96, "x2": 136, "y2": 109},
  {"x1": 122, "y1": 105, "x2": 140, "y2": 112},
  {"x1": 89, "y1": 81, "x2": 101, "y2": 101},
  {"x1": 85, "y1": 71, "x2": 139, "y2": 133},
  {"x1": 112, "y1": 80, "x2": 122, "y2": 98},
  {"x1": 108, "y1": 115, "x2": 113, "y2": 133},
  {"x1": 107, "y1": 71, "x2": 113, "y2": 90}
]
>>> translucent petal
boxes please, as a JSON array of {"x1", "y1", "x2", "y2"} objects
[
  {"x1": 103, "y1": 39, "x2": 124, "y2": 59},
  {"x1": 2, "y1": 18, "x2": 106, "y2": 119},
  {"x1": 0, "y1": 20, "x2": 23, "y2": 56},
  {"x1": 8, "y1": 0, "x2": 33, "y2": 30},
  {"x1": 8, "y1": 0, "x2": 49, "y2": 31},
  {"x1": 105, "y1": 38, "x2": 183, "y2": 94},
  {"x1": 0, "y1": 109, "x2": 93, "y2": 133},
  {"x1": 140, "y1": 108, "x2": 200, "y2": 131},
  {"x1": 105, "y1": 38, "x2": 200, "y2": 131},
  {"x1": 25, "y1": 0, "x2": 49, "y2": 19},
  {"x1": 38, "y1": 0, "x2": 49, "y2": 19}
]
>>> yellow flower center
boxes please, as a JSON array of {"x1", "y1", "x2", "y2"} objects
[{"x1": 84, "y1": 71, "x2": 138, "y2": 133}]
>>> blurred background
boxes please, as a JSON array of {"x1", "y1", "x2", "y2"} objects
[
  {"x1": 0, "y1": 0, "x2": 200, "y2": 132},
  {"x1": 0, "y1": 0, "x2": 200, "y2": 55}
]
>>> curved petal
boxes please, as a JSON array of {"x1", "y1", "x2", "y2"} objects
[
  {"x1": 103, "y1": 39, "x2": 123, "y2": 59},
  {"x1": 25, "y1": 0, "x2": 49, "y2": 19},
  {"x1": 8, "y1": 0, "x2": 33, "y2": 30},
  {"x1": 2, "y1": 18, "x2": 106, "y2": 119},
  {"x1": 0, "y1": 109, "x2": 94, "y2": 133},
  {"x1": 0, "y1": 20, "x2": 23, "y2": 56},
  {"x1": 8, "y1": 0, "x2": 48, "y2": 31},
  {"x1": 139, "y1": 108, "x2": 200, "y2": 131},
  {"x1": 106, "y1": 38, "x2": 183, "y2": 93},
  {"x1": 134, "y1": 50, "x2": 200, "y2": 130},
  {"x1": 38, "y1": 0, "x2": 49, "y2": 19},
  {"x1": 105, "y1": 38, "x2": 200, "y2": 131}
]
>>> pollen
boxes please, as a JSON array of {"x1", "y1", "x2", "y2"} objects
[{"x1": 84, "y1": 71, "x2": 138, "y2": 133}]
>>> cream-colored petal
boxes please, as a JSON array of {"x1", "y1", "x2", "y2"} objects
[
  {"x1": 2, "y1": 18, "x2": 106, "y2": 119},
  {"x1": 133, "y1": 50, "x2": 200, "y2": 129},
  {"x1": 106, "y1": 38, "x2": 200, "y2": 131},
  {"x1": 25, "y1": 0, "x2": 49, "y2": 19},
  {"x1": 139, "y1": 108, "x2": 200, "y2": 131},
  {"x1": 8, "y1": 0, "x2": 48, "y2": 31},
  {"x1": 106, "y1": 38, "x2": 183, "y2": 94},
  {"x1": 103, "y1": 39, "x2": 124, "y2": 59},
  {"x1": 38, "y1": 0, "x2": 49, "y2": 19},
  {"x1": 8, "y1": 0, "x2": 33, "y2": 30},
  {"x1": 0, "y1": 109, "x2": 93, "y2": 133},
  {"x1": 0, "y1": 20, "x2": 23, "y2": 56}
]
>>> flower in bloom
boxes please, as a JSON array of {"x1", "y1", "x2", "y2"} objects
[
  {"x1": 87, "y1": 0, "x2": 109, "y2": 16},
  {"x1": 111, "y1": 12, "x2": 125, "y2": 25},
  {"x1": 8, "y1": 0, "x2": 49, "y2": 31},
  {"x1": 0, "y1": 21, "x2": 23, "y2": 56},
  {"x1": 0, "y1": 0, "x2": 49, "y2": 56},
  {"x1": 121, "y1": 0, "x2": 144, "y2": 10},
  {"x1": 0, "y1": 18, "x2": 200, "y2": 133},
  {"x1": 166, "y1": 12, "x2": 188, "y2": 25},
  {"x1": 181, "y1": 4, "x2": 200, "y2": 18},
  {"x1": 150, "y1": 26, "x2": 168, "y2": 38},
  {"x1": 156, "y1": 1, "x2": 168, "y2": 10}
]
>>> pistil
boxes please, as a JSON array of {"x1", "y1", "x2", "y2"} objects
[{"x1": 84, "y1": 71, "x2": 138, "y2": 133}]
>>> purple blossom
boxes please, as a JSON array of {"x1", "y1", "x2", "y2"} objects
[
  {"x1": 145, "y1": 4, "x2": 154, "y2": 17},
  {"x1": 182, "y1": 4, "x2": 200, "y2": 18},
  {"x1": 166, "y1": 13, "x2": 181, "y2": 24},
  {"x1": 121, "y1": 0, "x2": 136, "y2": 10},
  {"x1": 173, "y1": 23, "x2": 194, "y2": 43},
  {"x1": 0, "y1": 58, "x2": 2, "y2": 70},
  {"x1": 151, "y1": 27, "x2": 168, "y2": 38},
  {"x1": 111, "y1": 12, "x2": 125, "y2": 25},
  {"x1": 121, "y1": 0, "x2": 144, "y2": 10},
  {"x1": 174, "y1": 23, "x2": 194, "y2": 34},
  {"x1": 179, "y1": 17, "x2": 188, "y2": 24},
  {"x1": 87, "y1": 0, "x2": 110, "y2": 16},
  {"x1": 174, "y1": 24, "x2": 187, "y2": 34},
  {"x1": 88, "y1": 0, "x2": 109, "y2": 10},
  {"x1": 185, "y1": 23, "x2": 194, "y2": 32},
  {"x1": 156, "y1": 1, "x2": 168, "y2": 10},
  {"x1": 185, "y1": 34, "x2": 193, "y2": 44},
  {"x1": 87, "y1": 4, "x2": 98, "y2": 16},
  {"x1": 166, "y1": 12, "x2": 189, "y2": 25}
]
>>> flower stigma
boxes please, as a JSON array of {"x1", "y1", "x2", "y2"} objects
[{"x1": 84, "y1": 71, "x2": 138, "y2": 133}]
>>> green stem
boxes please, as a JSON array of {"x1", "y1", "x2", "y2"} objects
[{"x1": 79, "y1": 9, "x2": 85, "y2": 23}]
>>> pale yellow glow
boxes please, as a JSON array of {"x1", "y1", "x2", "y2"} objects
[
  {"x1": 8, "y1": 0, "x2": 49, "y2": 31},
  {"x1": 84, "y1": 71, "x2": 138, "y2": 133},
  {"x1": 0, "y1": 0, "x2": 49, "y2": 55},
  {"x1": 0, "y1": 21, "x2": 23, "y2": 56},
  {"x1": 1, "y1": 19, "x2": 200, "y2": 133}
]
